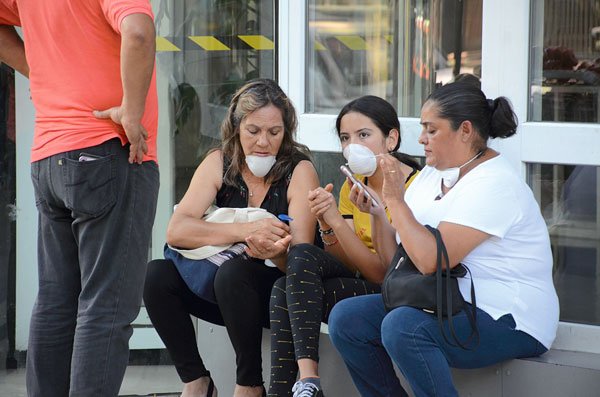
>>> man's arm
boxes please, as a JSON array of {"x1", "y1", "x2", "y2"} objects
[
  {"x1": 94, "y1": 13, "x2": 156, "y2": 164},
  {"x1": 0, "y1": 25, "x2": 29, "y2": 77},
  {"x1": 119, "y1": 13, "x2": 156, "y2": 163}
]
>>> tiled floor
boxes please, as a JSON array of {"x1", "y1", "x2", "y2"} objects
[{"x1": 0, "y1": 365, "x2": 183, "y2": 396}]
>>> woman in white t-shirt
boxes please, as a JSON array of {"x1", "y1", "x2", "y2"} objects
[{"x1": 327, "y1": 81, "x2": 559, "y2": 397}]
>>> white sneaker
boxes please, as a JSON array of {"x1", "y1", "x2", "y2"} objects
[{"x1": 291, "y1": 380, "x2": 324, "y2": 397}]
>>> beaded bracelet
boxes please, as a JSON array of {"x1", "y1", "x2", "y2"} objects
[
  {"x1": 319, "y1": 227, "x2": 335, "y2": 236},
  {"x1": 322, "y1": 237, "x2": 338, "y2": 246}
]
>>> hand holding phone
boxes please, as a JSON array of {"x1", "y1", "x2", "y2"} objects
[{"x1": 340, "y1": 165, "x2": 379, "y2": 208}]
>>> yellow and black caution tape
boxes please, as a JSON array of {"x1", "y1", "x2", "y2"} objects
[
  {"x1": 334, "y1": 35, "x2": 368, "y2": 51},
  {"x1": 156, "y1": 34, "x2": 393, "y2": 53},
  {"x1": 189, "y1": 36, "x2": 231, "y2": 51},
  {"x1": 315, "y1": 35, "x2": 393, "y2": 51},
  {"x1": 238, "y1": 35, "x2": 275, "y2": 50},
  {"x1": 156, "y1": 35, "x2": 275, "y2": 52},
  {"x1": 156, "y1": 36, "x2": 181, "y2": 52}
]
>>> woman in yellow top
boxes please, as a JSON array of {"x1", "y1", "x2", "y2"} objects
[{"x1": 268, "y1": 96, "x2": 421, "y2": 397}]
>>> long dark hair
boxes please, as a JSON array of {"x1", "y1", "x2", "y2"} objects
[
  {"x1": 426, "y1": 82, "x2": 518, "y2": 150},
  {"x1": 335, "y1": 95, "x2": 421, "y2": 170},
  {"x1": 219, "y1": 78, "x2": 310, "y2": 185}
]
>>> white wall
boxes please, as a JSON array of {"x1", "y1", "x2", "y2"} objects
[{"x1": 15, "y1": 73, "x2": 37, "y2": 351}]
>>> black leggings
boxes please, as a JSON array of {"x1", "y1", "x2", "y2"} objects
[
  {"x1": 143, "y1": 256, "x2": 283, "y2": 386},
  {"x1": 268, "y1": 243, "x2": 381, "y2": 397}
]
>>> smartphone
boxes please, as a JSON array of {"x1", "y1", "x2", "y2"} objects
[
  {"x1": 78, "y1": 152, "x2": 101, "y2": 162},
  {"x1": 340, "y1": 165, "x2": 378, "y2": 207}
]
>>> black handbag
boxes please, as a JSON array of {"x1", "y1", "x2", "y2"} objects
[{"x1": 382, "y1": 225, "x2": 479, "y2": 349}]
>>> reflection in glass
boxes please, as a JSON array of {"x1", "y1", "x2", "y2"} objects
[
  {"x1": 312, "y1": 151, "x2": 347, "y2": 202},
  {"x1": 530, "y1": 0, "x2": 600, "y2": 122},
  {"x1": 155, "y1": 0, "x2": 275, "y2": 201},
  {"x1": 306, "y1": 0, "x2": 482, "y2": 116},
  {"x1": 528, "y1": 163, "x2": 600, "y2": 325},
  {"x1": 0, "y1": 65, "x2": 16, "y2": 369}
]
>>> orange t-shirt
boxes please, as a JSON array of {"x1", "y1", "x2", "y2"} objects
[{"x1": 0, "y1": 0, "x2": 158, "y2": 162}]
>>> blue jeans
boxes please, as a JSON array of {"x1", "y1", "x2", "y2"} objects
[
  {"x1": 328, "y1": 294, "x2": 547, "y2": 397},
  {"x1": 27, "y1": 138, "x2": 159, "y2": 397}
]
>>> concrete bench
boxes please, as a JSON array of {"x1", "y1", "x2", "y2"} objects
[
  {"x1": 194, "y1": 319, "x2": 600, "y2": 396},
  {"x1": 452, "y1": 349, "x2": 600, "y2": 397},
  {"x1": 194, "y1": 320, "x2": 362, "y2": 397},
  {"x1": 319, "y1": 322, "x2": 600, "y2": 396},
  {"x1": 313, "y1": 324, "x2": 600, "y2": 396}
]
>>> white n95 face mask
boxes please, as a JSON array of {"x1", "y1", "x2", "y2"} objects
[
  {"x1": 438, "y1": 167, "x2": 461, "y2": 189},
  {"x1": 438, "y1": 150, "x2": 484, "y2": 188},
  {"x1": 245, "y1": 155, "x2": 277, "y2": 177},
  {"x1": 343, "y1": 144, "x2": 377, "y2": 177}
]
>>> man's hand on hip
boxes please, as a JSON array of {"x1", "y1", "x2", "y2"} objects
[{"x1": 93, "y1": 107, "x2": 148, "y2": 164}]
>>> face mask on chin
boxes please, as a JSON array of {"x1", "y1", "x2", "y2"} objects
[
  {"x1": 245, "y1": 155, "x2": 277, "y2": 178},
  {"x1": 343, "y1": 144, "x2": 377, "y2": 177},
  {"x1": 438, "y1": 167, "x2": 461, "y2": 189},
  {"x1": 438, "y1": 150, "x2": 484, "y2": 188}
]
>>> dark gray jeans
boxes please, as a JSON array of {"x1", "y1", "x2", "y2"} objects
[{"x1": 26, "y1": 138, "x2": 159, "y2": 397}]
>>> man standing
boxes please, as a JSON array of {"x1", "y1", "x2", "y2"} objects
[{"x1": 0, "y1": 1, "x2": 159, "y2": 396}]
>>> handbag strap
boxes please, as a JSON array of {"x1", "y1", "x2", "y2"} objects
[{"x1": 427, "y1": 226, "x2": 479, "y2": 350}]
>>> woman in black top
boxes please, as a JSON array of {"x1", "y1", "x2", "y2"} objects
[{"x1": 143, "y1": 79, "x2": 319, "y2": 397}]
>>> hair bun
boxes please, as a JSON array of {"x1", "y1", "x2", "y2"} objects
[{"x1": 489, "y1": 97, "x2": 517, "y2": 139}]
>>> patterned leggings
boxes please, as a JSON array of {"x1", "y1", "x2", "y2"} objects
[{"x1": 268, "y1": 243, "x2": 381, "y2": 397}]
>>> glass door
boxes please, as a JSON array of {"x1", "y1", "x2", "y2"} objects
[
  {"x1": 141, "y1": 0, "x2": 277, "y2": 348},
  {"x1": 0, "y1": 65, "x2": 17, "y2": 369},
  {"x1": 154, "y1": 0, "x2": 276, "y2": 204},
  {"x1": 527, "y1": 0, "x2": 600, "y2": 328}
]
